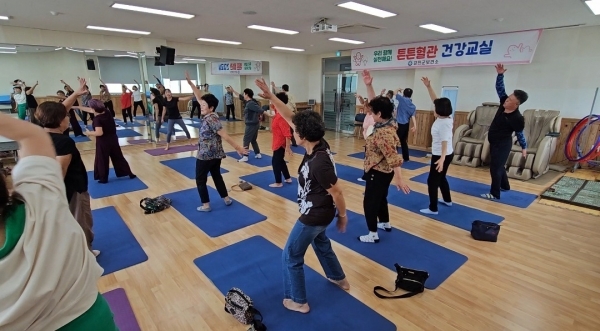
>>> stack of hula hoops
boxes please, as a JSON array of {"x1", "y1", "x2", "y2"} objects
[{"x1": 565, "y1": 114, "x2": 600, "y2": 167}]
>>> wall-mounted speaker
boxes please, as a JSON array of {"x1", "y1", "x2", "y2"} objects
[
  {"x1": 86, "y1": 59, "x2": 96, "y2": 70},
  {"x1": 154, "y1": 56, "x2": 165, "y2": 66},
  {"x1": 158, "y1": 46, "x2": 175, "y2": 65}
]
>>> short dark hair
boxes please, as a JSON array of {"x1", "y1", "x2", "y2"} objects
[
  {"x1": 25, "y1": 87, "x2": 31, "y2": 92},
  {"x1": 35, "y1": 101, "x2": 68, "y2": 128},
  {"x1": 513, "y1": 90, "x2": 528, "y2": 104},
  {"x1": 281, "y1": 84, "x2": 289, "y2": 92},
  {"x1": 433, "y1": 98, "x2": 453, "y2": 117},
  {"x1": 368, "y1": 96, "x2": 394, "y2": 120},
  {"x1": 57, "y1": 90, "x2": 65, "y2": 95},
  {"x1": 386, "y1": 90, "x2": 394, "y2": 98},
  {"x1": 243, "y1": 88, "x2": 254, "y2": 98},
  {"x1": 276, "y1": 92, "x2": 288, "y2": 104},
  {"x1": 200, "y1": 93, "x2": 219, "y2": 112},
  {"x1": 403, "y1": 88, "x2": 413, "y2": 98},
  {"x1": 88, "y1": 99, "x2": 106, "y2": 113},
  {"x1": 13, "y1": 86, "x2": 22, "y2": 92},
  {"x1": 99, "y1": 84, "x2": 105, "y2": 88},
  {"x1": 292, "y1": 110, "x2": 325, "y2": 142}
]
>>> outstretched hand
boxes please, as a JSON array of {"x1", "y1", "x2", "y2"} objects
[
  {"x1": 75, "y1": 77, "x2": 87, "y2": 96},
  {"x1": 255, "y1": 77, "x2": 273, "y2": 99},
  {"x1": 421, "y1": 77, "x2": 431, "y2": 87},
  {"x1": 495, "y1": 63, "x2": 506, "y2": 74},
  {"x1": 361, "y1": 70, "x2": 373, "y2": 86},
  {"x1": 184, "y1": 71, "x2": 193, "y2": 85}
]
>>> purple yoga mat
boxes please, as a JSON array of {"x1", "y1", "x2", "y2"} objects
[
  {"x1": 127, "y1": 139, "x2": 150, "y2": 145},
  {"x1": 103, "y1": 288, "x2": 141, "y2": 331},
  {"x1": 144, "y1": 144, "x2": 197, "y2": 156}
]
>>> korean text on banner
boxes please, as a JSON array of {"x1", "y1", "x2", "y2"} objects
[
  {"x1": 211, "y1": 61, "x2": 263, "y2": 75},
  {"x1": 351, "y1": 30, "x2": 542, "y2": 71}
]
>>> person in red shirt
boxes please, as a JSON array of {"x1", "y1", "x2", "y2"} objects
[
  {"x1": 268, "y1": 92, "x2": 293, "y2": 188},
  {"x1": 120, "y1": 85, "x2": 133, "y2": 124}
]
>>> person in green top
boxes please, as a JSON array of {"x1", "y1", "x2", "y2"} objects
[{"x1": 0, "y1": 80, "x2": 119, "y2": 331}]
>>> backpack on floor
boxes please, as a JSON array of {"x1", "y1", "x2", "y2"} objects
[
  {"x1": 139, "y1": 196, "x2": 172, "y2": 214},
  {"x1": 224, "y1": 288, "x2": 266, "y2": 331}
]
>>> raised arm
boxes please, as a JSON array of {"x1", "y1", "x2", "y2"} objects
[
  {"x1": 134, "y1": 79, "x2": 140, "y2": 89},
  {"x1": 420, "y1": 77, "x2": 438, "y2": 102},
  {"x1": 0, "y1": 113, "x2": 55, "y2": 159},
  {"x1": 153, "y1": 75, "x2": 162, "y2": 85},
  {"x1": 271, "y1": 81, "x2": 279, "y2": 94},
  {"x1": 255, "y1": 78, "x2": 293, "y2": 126},
  {"x1": 60, "y1": 79, "x2": 71, "y2": 91},
  {"x1": 62, "y1": 78, "x2": 87, "y2": 111},
  {"x1": 361, "y1": 70, "x2": 377, "y2": 100},
  {"x1": 495, "y1": 63, "x2": 508, "y2": 100},
  {"x1": 26, "y1": 81, "x2": 39, "y2": 95},
  {"x1": 185, "y1": 71, "x2": 204, "y2": 101}
]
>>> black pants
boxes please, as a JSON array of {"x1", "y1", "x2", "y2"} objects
[
  {"x1": 122, "y1": 106, "x2": 133, "y2": 123},
  {"x1": 69, "y1": 109, "x2": 84, "y2": 136},
  {"x1": 363, "y1": 169, "x2": 394, "y2": 232},
  {"x1": 272, "y1": 147, "x2": 291, "y2": 183},
  {"x1": 243, "y1": 124, "x2": 261, "y2": 154},
  {"x1": 190, "y1": 101, "x2": 200, "y2": 119},
  {"x1": 489, "y1": 139, "x2": 512, "y2": 198},
  {"x1": 225, "y1": 104, "x2": 235, "y2": 120},
  {"x1": 80, "y1": 111, "x2": 94, "y2": 125},
  {"x1": 104, "y1": 100, "x2": 115, "y2": 118},
  {"x1": 396, "y1": 123, "x2": 410, "y2": 161},
  {"x1": 196, "y1": 158, "x2": 228, "y2": 204},
  {"x1": 427, "y1": 153, "x2": 454, "y2": 212},
  {"x1": 133, "y1": 101, "x2": 145, "y2": 117}
]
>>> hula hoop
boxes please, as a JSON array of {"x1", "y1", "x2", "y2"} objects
[{"x1": 565, "y1": 115, "x2": 600, "y2": 162}]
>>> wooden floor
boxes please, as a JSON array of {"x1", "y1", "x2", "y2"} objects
[{"x1": 42, "y1": 120, "x2": 600, "y2": 330}]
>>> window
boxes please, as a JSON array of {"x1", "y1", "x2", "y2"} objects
[
  {"x1": 180, "y1": 80, "x2": 196, "y2": 94},
  {"x1": 105, "y1": 83, "x2": 137, "y2": 94}
]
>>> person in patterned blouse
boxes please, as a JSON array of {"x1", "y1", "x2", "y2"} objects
[
  {"x1": 359, "y1": 70, "x2": 411, "y2": 243},
  {"x1": 185, "y1": 72, "x2": 247, "y2": 212}
]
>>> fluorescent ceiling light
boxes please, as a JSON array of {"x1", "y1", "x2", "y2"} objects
[
  {"x1": 174, "y1": 61, "x2": 188, "y2": 64},
  {"x1": 182, "y1": 57, "x2": 206, "y2": 61},
  {"x1": 585, "y1": 0, "x2": 600, "y2": 15},
  {"x1": 127, "y1": 51, "x2": 138, "y2": 55},
  {"x1": 111, "y1": 3, "x2": 194, "y2": 19},
  {"x1": 247, "y1": 25, "x2": 299, "y2": 35},
  {"x1": 0, "y1": 51, "x2": 17, "y2": 54},
  {"x1": 55, "y1": 47, "x2": 63, "y2": 51},
  {"x1": 87, "y1": 25, "x2": 151, "y2": 35},
  {"x1": 0, "y1": 16, "x2": 9, "y2": 20},
  {"x1": 329, "y1": 37, "x2": 364, "y2": 44},
  {"x1": 66, "y1": 47, "x2": 83, "y2": 53},
  {"x1": 0, "y1": 46, "x2": 16, "y2": 50},
  {"x1": 84, "y1": 50, "x2": 94, "y2": 53},
  {"x1": 197, "y1": 38, "x2": 241, "y2": 45},
  {"x1": 271, "y1": 46, "x2": 305, "y2": 52},
  {"x1": 419, "y1": 24, "x2": 457, "y2": 34},
  {"x1": 337, "y1": 2, "x2": 396, "y2": 18},
  {"x1": 114, "y1": 54, "x2": 138, "y2": 58}
]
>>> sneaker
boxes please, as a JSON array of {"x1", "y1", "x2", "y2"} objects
[
  {"x1": 92, "y1": 250, "x2": 101, "y2": 257},
  {"x1": 196, "y1": 206, "x2": 212, "y2": 212},
  {"x1": 438, "y1": 199, "x2": 452, "y2": 207},
  {"x1": 224, "y1": 199, "x2": 233, "y2": 206},
  {"x1": 480, "y1": 193, "x2": 499, "y2": 200},
  {"x1": 238, "y1": 156, "x2": 249, "y2": 162},
  {"x1": 377, "y1": 222, "x2": 392, "y2": 232},
  {"x1": 420, "y1": 208, "x2": 439, "y2": 215},
  {"x1": 357, "y1": 177, "x2": 365, "y2": 182},
  {"x1": 500, "y1": 187, "x2": 510, "y2": 192},
  {"x1": 255, "y1": 154, "x2": 262, "y2": 159},
  {"x1": 358, "y1": 233, "x2": 379, "y2": 243}
]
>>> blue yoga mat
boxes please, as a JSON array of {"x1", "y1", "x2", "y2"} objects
[
  {"x1": 92, "y1": 206, "x2": 148, "y2": 275},
  {"x1": 410, "y1": 173, "x2": 537, "y2": 208},
  {"x1": 158, "y1": 128, "x2": 186, "y2": 135},
  {"x1": 160, "y1": 157, "x2": 229, "y2": 180},
  {"x1": 70, "y1": 135, "x2": 91, "y2": 143},
  {"x1": 133, "y1": 116, "x2": 148, "y2": 121},
  {"x1": 225, "y1": 151, "x2": 274, "y2": 168},
  {"x1": 327, "y1": 211, "x2": 467, "y2": 289},
  {"x1": 349, "y1": 148, "x2": 428, "y2": 159},
  {"x1": 240, "y1": 171, "x2": 298, "y2": 202},
  {"x1": 290, "y1": 145, "x2": 336, "y2": 155},
  {"x1": 116, "y1": 120, "x2": 143, "y2": 128},
  {"x1": 346, "y1": 153, "x2": 428, "y2": 170},
  {"x1": 334, "y1": 164, "x2": 504, "y2": 230},
  {"x1": 163, "y1": 188, "x2": 267, "y2": 237},
  {"x1": 87, "y1": 170, "x2": 148, "y2": 199},
  {"x1": 194, "y1": 236, "x2": 396, "y2": 331},
  {"x1": 115, "y1": 129, "x2": 143, "y2": 138}
]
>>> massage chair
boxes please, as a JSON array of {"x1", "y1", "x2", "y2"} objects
[{"x1": 452, "y1": 102, "x2": 499, "y2": 167}]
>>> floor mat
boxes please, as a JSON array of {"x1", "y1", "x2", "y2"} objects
[
  {"x1": 160, "y1": 157, "x2": 228, "y2": 179},
  {"x1": 103, "y1": 288, "x2": 141, "y2": 331},
  {"x1": 540, "y1": 176, "x2": 600, "y2": 211}
]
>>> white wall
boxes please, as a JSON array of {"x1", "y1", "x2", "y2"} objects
[
  {"x1": 0, "y1": 50, "x2": 98, "y2": 96},
  {"x1": 308, "y1": 26, "x2": 600, "y2": 118}
]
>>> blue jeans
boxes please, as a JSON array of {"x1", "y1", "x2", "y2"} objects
[{"x1": 282, "y1": 220, "x2": 345, "y2": 304}]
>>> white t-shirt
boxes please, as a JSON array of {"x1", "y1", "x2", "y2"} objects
[
  {"x1": 132, "y1": 90, "x2": 142, "y2": 102},
  {"x1": 0, "y1": 156, "x2": 103, "y2": 331},
  {"x1": 13, "y1": 89, "x2": 27, "y2": 105},
  {"x1": 431, "y1": 117, "x2": 454, "y2": 156}
]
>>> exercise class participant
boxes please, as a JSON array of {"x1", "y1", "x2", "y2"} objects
[
  {"x1": 11, "y1": 81, "x2": 27, "y2": 120},
  {"x1": 150, "y1": 88, "x2": 165, "y2": 141},
  {"x1": 99, "y1": 79, "x2": 115, "y2": 117},
  {"x1": 395, "y1": 87, "x2": 417, "y2": 162},
  {"x1": 132, "y1": 80, "x2": 146, "y2": 117},
  {"x1": 230, "y1": 87, "x2": 264, "y2": 162},
  {"x1": 268, "y1": 92, "x2": 293, "y2": 188},
  {"x1": 120, "y1": 85, "x2": 134, "y2": 124},
  {"x1": 162, "y1": 89, "x2": 193, "y2": 151}
]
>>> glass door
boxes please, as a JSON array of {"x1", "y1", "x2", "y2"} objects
[
  {"x1": 322, "y1": 73, "x2": 358, "y2": 132},
  {"x1": 322, "y1": 74, "x2": 339, "y2": 130}
]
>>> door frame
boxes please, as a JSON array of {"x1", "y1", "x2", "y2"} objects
[{"x1": 321, "y1": 71, "x2": 358, "y2": 132}]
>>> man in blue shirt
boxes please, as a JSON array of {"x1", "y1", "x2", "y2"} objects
[
  {"x1": 395, "y1": 88, "x2": 417, "y2": 162},
  {"x1": 482, "y1": 63, "x2": 528, "y2": 200}
]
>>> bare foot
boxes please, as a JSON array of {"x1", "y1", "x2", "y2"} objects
[
  {"x1": 269, "y1": 183, "x2": 283, "y2": 188},
  {"x1": 285, "y1": 179, "x2": 293, "y2": 184},
  {"x1": 328, "y1": 278, "x2": 350, "y2": 291},
  {"x1": 164, "y1": 144, "x2": 170, "y2": 151},
  {"x1": 283, "y1": 299, "x2": 310, "y2": 313}
]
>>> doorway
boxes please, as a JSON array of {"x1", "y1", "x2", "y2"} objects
[{"x1": 322, "y1": 73, "x2": 358, "y2": 132}]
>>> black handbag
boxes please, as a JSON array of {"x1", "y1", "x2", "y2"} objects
[
  {"x1": 471, "y1": 220, "x2": 500, "y2": 242},
  {"x1": 373, "y1": 264, "x2": 429, "y2": 299}
]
